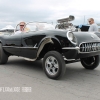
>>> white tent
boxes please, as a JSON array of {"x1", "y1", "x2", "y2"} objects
[{"x1": 0, "y1": 25, "x2": 15, "y2": 31}]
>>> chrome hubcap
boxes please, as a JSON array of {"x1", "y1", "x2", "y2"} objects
[{"x1": 45, "y1": 56, "x2": 59, "y2": 76}]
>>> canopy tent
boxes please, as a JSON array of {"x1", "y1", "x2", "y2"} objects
[{"x1": 0, "y1": 25, "x2": 15, "y2": 32}]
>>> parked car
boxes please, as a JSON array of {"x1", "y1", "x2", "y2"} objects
[
  {"x1": 0, "y1": 22, "x2": 100, "y2": 79},
  {"x1": 75, "y1": 24, "x2": 90, "y2": 31}
]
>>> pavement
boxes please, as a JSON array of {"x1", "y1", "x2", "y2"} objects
[{"x1": 0, "y1": 56, "x2": 100, "y2": 100}]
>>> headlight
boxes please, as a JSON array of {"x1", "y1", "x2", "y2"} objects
[{"x1": 67, "y1": 31, "x2": 77, "y2": 44}]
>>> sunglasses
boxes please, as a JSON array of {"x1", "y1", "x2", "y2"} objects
[
  {"x1": 89, "y1": 21, "x2": 91, "y2": 22},
  {"x1": 20, "y1": 25, "x2": 24, "y2": 26}
]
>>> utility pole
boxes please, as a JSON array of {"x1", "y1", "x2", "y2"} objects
[{"x1": 83, "y1": 15, "x2": 85, "y2": 24}]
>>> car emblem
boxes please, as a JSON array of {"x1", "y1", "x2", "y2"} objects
[{"x1": 91, "y1": 35, "x2": 94, "y2": 39}]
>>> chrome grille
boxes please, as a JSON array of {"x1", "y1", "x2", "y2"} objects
[{"x1": 80, "y1": 42, "x2": 100, "y2": 52}]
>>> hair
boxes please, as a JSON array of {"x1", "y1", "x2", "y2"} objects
[
  {"x1": 88, "y1": 18, "x2": 94, "y2": 21},
  {"x1": 19, "y1": 22, "x2": 26, "y2": 25}
]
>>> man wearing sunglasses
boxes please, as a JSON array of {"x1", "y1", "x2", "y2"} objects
[
  {"x1": 15, "y1": 22, "x2": 29, "y2": 34},
  {"x1": 19, "y1": 22, "x2": 26, "y2": 32},
  {"x1": 88, "y1": 18, "x2": 98, "y2": 32}
]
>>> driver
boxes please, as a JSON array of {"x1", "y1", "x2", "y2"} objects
[
  {"x1": 15, "y1": 22, "x2": 29, "y2": 34},
  {"x1": 19, "y1": 22, "x2": 26, "y2": 32}
]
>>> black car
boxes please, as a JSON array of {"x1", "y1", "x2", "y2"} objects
[{"x1": 0, "y1": 22, "x2": 100, "y2": 79}]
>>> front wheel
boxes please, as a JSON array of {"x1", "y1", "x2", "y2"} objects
[
  {"x1": 80, "y1": 55, "x2": 100, "y2": 70},
  {"x1": 43, "y1": 51, "x2": 66, "y2": 79}
]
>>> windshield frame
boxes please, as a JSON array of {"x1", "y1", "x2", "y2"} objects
[{"x1": 24, "y1": 22, "x2": 55, "y2": 32}]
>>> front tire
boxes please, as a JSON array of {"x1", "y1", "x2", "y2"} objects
[
  {"x1": 0, "y1": 43, "x2": 8, "y2": 64},
  {"x1": 80, "y1": 55, "x2": 100, "y2": 70},
  {"x1": 43, "y1": 51, "x2": 66, "y2": 79}
]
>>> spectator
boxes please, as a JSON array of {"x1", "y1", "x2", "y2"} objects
[{"x1": 88, "y1": 18, "x2": 98, "y2": 32}]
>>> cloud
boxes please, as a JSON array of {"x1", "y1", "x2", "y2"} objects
[{"x1": 0, "y1": 0, "x2": 100, "y2": 28}]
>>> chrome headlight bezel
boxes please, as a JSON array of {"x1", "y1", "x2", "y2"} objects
[{"x1": 67, "y1": 31, "x2": 77, "y2": 45}]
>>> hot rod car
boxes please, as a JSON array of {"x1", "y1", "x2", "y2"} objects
[{"x1": 0, "y1": 22, "x2": 100, "y2": 79}]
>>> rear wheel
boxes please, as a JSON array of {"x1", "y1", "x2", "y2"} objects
[
  {"x1": 0, "y1": 43, "x2": 8, "y2": 64},
  {"x1": 80, "y1": 55, "x2": 100, "y2": 70},
  {"x1": 43, "y1": 51, "x2": 66, "y2": 79}
]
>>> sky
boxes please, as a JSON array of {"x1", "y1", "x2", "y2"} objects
[{"x1": 0, "y1": 0, "x2": 100, "y2": 28}]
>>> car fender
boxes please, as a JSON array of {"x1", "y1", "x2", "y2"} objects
[{"x1": 37, "y1": 36, "x2": 61, "y2": 57}]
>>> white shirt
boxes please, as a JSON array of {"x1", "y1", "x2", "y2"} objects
[{"x1": 88, "y1": 23, "x2": 98, "y2": 32}]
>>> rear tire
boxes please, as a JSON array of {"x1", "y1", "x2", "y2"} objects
[
  {"x1": 80, "y1": 55, "x2": 100, "y2": 70},
  {"x1": 43, "y1": 51, "x2": 66, "y2": 79},
  {"x1": 0, "y1": 43, "x2": 8, "y2": 64}
]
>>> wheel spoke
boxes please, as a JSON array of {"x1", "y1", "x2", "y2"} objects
[
  {"x1": 52, "y1": 67, "x2": 57, "y2": 74},
  {"x1": 50, "y1": 57, "x2": 55, "y2": 63},
  {"x1": 46, "y1": 59, "x2": 51, "y2": 65},
  {"x1": 54, "y1": 63, "x2": 59, "y2": 68}
]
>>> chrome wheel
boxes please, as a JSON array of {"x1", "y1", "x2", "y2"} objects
[
  {"x1": 43, "y1": 51, "x2": 66, "y2": 79},
  {"x1": 45, "y1": 56, "x2": 59, "y2": 76}
]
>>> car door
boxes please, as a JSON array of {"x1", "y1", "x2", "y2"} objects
[
  {"x1": 4, "y1": 33, "x2": 22, "y2": 56},
  {"x1": 19, "y1": 22, "x2": 47, "y2": 59},
  {"x1": 20, "y1": 32, "x2": 46, "y2": 59}
]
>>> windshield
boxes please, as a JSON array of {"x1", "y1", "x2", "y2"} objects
[{"x1": 25, "y1": 22, "x2": 55, "y2": 32}]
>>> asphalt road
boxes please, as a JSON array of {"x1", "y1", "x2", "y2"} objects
[{"x1": 0, "y1": 56, "x2": 100, "y2": 100}]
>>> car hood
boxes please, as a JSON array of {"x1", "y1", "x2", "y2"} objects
[
  {"x1": 44, "y1": 30, "x2": 100, "y2": 45},
  {"x1": 73, "y1": 32, "x2": 100, "y2": 45}
]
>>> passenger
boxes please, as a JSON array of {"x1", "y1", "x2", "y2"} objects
[{"x1": 88, "y1": 18, "x2": 98, "y2": 32}]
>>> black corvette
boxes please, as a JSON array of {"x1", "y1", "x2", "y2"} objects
[{"x1": 0, "y1": 22, "x2": 100, "y2": 79}]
